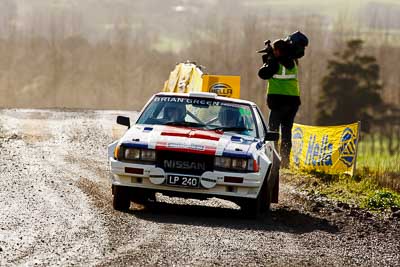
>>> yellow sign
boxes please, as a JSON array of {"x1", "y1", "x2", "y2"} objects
[
  {"x1": 290, "y1": 122, "x2": 360, "y2": 175},
  {"x1": 201, "y1": 75, "x2": 240, "y2": 99}
]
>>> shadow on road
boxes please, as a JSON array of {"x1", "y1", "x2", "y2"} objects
[{"x1": 129, "y1": 201, "x2": 339, "y2": 234}]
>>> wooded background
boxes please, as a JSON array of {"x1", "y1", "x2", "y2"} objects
[{"x1": 0, "y1": 0, "x2": 399, "y2": 128}]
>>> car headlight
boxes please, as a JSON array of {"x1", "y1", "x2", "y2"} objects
[
  {"x1": 214, "y1": 156, "x2": 253, "y2": 171},
  {"x1": 140, "y1": 149, "x2": 156, "y2": 161},
  {"x1": 123, "y1": 148, "x2": 155, "y2": 162},
  {"x1": 124, "y1": 148, "x2": 141, "y2": 160},
  {"x1": 231, "y1": 158, "x2": 247, "y2": 170},
  {"x1": 214, "y1": 157, "x2": 231, "y2": 169}
]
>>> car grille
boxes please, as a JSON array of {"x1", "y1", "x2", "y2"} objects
[{"x1": 156, "y1": 151, "x2": 214, "y2": 176}]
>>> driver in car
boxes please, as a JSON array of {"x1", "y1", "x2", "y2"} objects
[
  {"x1": 163, "y1": 103, "x2": 187, "y2": 122},
  {"x1": 217, "y1": 107, "x2": 253, "y2": 136},
  {"x1": 218, "y1": 107, "x2": 241, "y2": 128}
]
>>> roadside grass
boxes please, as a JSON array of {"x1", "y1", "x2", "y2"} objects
[
  {"x1": 358, "y1": 152, "x2": 400, "y2": 174},
  {"x1": 283, "y1": 169, "x2": 400, "y2": 212},
  {"x1": 357, "y1": 137, "x2": 400, "y2": 192}
]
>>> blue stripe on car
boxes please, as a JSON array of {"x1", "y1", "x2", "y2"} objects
[
  {"x1": 222, "y1": 150, "x2": 252, "y2": 159},
  {"x1": 121, "y1": 142, "x2": 148, "y2": 149},
  {"x1": 230, "y1": 135, "x2": 255, "y2": 144}
]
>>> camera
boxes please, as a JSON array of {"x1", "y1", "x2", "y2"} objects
[
  {"x1": 257, "y1": 40, "x2": 273, "y2": 55},
  {"x1": 257, "y1": 31, "x2": 308, "y2": 80},
  {"x1": 258, "y1": 31, "x2": 309, "y2": 60}
]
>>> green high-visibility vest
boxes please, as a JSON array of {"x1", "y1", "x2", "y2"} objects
[{"x1": 267, "y1": 64, "x2": 300, "y2": 96}]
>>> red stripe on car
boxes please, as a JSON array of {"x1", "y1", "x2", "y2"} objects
[
  {"x1": 155, "y1": 143, "x2": 217, "y2": 155},
  {"x1": 161, "y1": 126, "x2": 222, "y2": 141}
]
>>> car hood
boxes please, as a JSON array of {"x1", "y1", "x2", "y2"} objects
[{"x1": 119, "y1": 125, "x2": 261, "y2": 158}]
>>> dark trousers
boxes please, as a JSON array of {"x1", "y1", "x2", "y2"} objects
[{"x1": 268, "y1": 105, "x2": 299, "y2": 167}]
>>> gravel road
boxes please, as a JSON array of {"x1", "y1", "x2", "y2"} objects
[{"x1": 0, "y1": 109, "x2": 399, "y2": 266}]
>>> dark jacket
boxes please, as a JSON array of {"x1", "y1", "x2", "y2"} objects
[{"x1": 267, "y1": 94, "x2": 301, "y2": 110}]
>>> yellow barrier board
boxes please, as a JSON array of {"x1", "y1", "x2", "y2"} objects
[
  {"x1": 164, "y1": 63, "x2": 182, "y2": 92},
  {"x1": 186, "y1": 66, "x2": 203, "y2": 93},
  {"x1": 163, "y1": 63, "x2": 241, "y2": 98},
  {"x1": 290, "y1": 122, "x2": 360, "y2": 175},
  {"x1": 163, "y1": 62, "x2": 204, "y2": 93},
  {"x1": 201, "y1": 75, "x2": 240, "y2": 98}
]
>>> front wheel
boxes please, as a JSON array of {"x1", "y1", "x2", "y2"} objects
[
  {"x1": 240, "y1": 183, "x2": 271, "y2": 218},
  {"x1": 113, "y1": 185, "x2": 131, "y2": 211},
  {"x1": 131, "y1": 189, "x2": 156, "y2": 205}
]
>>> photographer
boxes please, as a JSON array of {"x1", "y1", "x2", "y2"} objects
[{"x1": 258, "y1": 32, "x2": 308, "y2": 168}]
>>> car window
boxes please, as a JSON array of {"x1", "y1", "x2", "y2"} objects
[{"x1": 136, "y1": 96, "x2": 258, "y2": 137}]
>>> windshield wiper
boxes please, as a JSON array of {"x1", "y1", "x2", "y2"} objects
[
  {"x1": 211, "y1": 126, "x2": 253, "y2": 132},
  {"x1": 164, "y1": 121, "x2": 206, "y2": 128}
]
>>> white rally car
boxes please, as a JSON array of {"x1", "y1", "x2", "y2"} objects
[{"x1": 108, "y1": 92, "x2": 280, "y2": 216}]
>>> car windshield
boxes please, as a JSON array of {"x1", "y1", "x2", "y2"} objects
[{"x1": 136, "y1": 95, "x2": 257, "y2": 137}]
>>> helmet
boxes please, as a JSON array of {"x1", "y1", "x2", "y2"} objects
[
  {"x1": 163, "y1": 103, "x2": 186, "y2": 122},
  {"x1": 218, "y1": 107, "x2": 241, "y2": 127},
  {"x1": 284, "y1": 31, "x2": 309, "y2": 59}
]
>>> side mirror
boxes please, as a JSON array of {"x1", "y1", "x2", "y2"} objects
[
  {"x1": 264, "y1": 131, "x2": 279, "y2": 142},
  {"x1": 117, "y1": 116, "x2": 130, "y2": 128}
]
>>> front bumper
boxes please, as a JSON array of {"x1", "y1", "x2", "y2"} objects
[{"x1": 109, "y1": 157, "x2": 266, "y2": 200}]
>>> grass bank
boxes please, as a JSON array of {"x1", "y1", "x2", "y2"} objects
[
  {"x1": 283, "y1": 169, "x2": 400, "y2": 212},
  {"x1": 358, "y1": 139, "x2": 400, "y2": 192}
]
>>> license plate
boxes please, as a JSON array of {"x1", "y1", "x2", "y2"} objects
[{"x1": 166, "y1": 175, "x2": 200, "y2": 188}]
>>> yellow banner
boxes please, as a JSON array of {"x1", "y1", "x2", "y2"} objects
[
  {"x1": 290, "y1": 122, "x2": 360, "y2": 175},
  {"x1": 201, "y1": 75, "x2": 240, "y2": 99}
]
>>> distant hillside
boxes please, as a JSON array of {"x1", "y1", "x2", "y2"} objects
[
  {"x1": 1, "y1": 0, "x2": 400, "y2": 117},
  {"x1": 360, "y1": 1, "x2": 400, "y2": 30},
  {"x1": 1, "y1": 0, "x2": 398, "y2": 40}
]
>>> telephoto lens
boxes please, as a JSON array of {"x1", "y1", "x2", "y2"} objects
[{"x1": 258, "y1": 56, "x2": 279, "y2": 80}]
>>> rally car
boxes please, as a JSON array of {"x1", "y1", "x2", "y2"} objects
[{"x1": 108, "y1": 92, "x2": 280, "y2": 216}]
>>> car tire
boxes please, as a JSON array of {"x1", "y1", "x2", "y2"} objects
[
  {"x1": 241, "y1": 179, "x2": 271, "y2": 218},
  {"x1": 241, "y1": 199, "x2": 260, "y2": 218},
  {"x1": 113, "y1": 185, "x2": 131, "y2": 211},
  {"x1": 260, "y1": 183, "x2": 272, "y2": 213},
  {"x1": 259, "y1": 178, "x2": 272, "y2": 214},
  {"x1": 131, "y1": 189, "x2": 156, "y2": 205},
  {"x1": 271, "y1": 150, "x2": 280, "y2": 203},
  {"x1": 271, "y1": 171, "x2": 279, "y2": 203}
]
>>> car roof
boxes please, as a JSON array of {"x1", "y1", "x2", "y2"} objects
[{"x1": 155, "y1": 92, "x2": 257, "y2": 106}]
